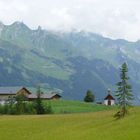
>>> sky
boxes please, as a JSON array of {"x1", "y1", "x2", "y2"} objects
[{"x1": 0, "y1": 0, "x2": 140, "y2": 41}]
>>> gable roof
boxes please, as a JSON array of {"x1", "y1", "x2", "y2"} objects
[
  {"x1": 0, "y1": 87, "x2": 32, "y2": 95},
  {"x1": 0, "y1": 87, "x2": 62, "y2": 99},
  {"x1": 0, "y1": 87, "x2": 23, "y2": 95},
  {"x1": 18, "y1": 87, "x2": 32, "y2": 95},
  {"x1": 28, "y1": 93, "x2": 61, "y2": 99},
  {"x1": 104, "y1": 94, "x2": 115, "y2": 100}
]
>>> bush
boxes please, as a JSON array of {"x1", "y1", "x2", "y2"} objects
[
  {"x1": 44, "y1": 103, "x2": 53, "y2": 114},
  {"x1": 0, "y1": 104, "x2": 5, "y2": 114},
  {"x1": 24, "y1": 102, "x2": 36, "y2": 114},
  {"x1": 0, "y1": 101, "x2": 36, "y2": 115},
  {"x1": 84, "y1": 90, "x2": 95, "y2": 102}
]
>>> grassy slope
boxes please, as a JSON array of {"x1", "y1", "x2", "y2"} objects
[
  {"x1": 0, "y1": 107, "x2": 139, "y2": 140},
  {"x1": 45, "y1": 100, "x2": 114, "y2": 114}
]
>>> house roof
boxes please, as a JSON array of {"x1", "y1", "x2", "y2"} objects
[
  {"x1": 0, "y1": 87, "x2": 61, "y2": 99},
  {"x1": 18, "y1": 87, "x2": 32, "y2": 95},
  {"x1": 104, "y1": 94, "x2": 115, "y2": 100},
  {"x1": 28, "y1": 93, "x2": 61, "y2": 99},
  {"x1": 0, "y1": 87, "x2": 23, "y2": 95},
  {"x1": 42, "y1": 93, "x2": 61, "y2": 99}
]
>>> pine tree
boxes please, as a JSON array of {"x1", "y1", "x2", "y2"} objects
[
  {"x1": 114, "y1": 62, "x2": 133, "y2": 118},
  {"x1": 34, "y1": 86, "x2": 45, "y2": 114}
]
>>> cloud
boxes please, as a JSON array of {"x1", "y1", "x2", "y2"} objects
[{"x1": 0, "y1": 0, "x2": 140, "y2": 41}]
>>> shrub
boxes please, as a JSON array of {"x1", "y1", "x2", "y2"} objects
[
  {"x1": 84, "y1": 90, "x2": 95, "y2": 102},
  {"x1": 44, "y1": 103, "x2": 53, "y2": 114}
]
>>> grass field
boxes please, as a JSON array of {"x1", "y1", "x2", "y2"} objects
[
  {"x1": 0, "y1": 106, "x2": 139, "y2": 140},
  {"x1": 45, "y1": 100, "x2": 115, "y2": 114}
]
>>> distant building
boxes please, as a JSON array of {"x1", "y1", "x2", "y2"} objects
[
  {"x1": 0, "y1": 87, "x2": 61, "y2": 103},
  {"x1": 104, "y1": 89, "x2": 115, "y2": 105},
  {"x1": 28, "y1": 92, "x2": 61, "y2": 101}
]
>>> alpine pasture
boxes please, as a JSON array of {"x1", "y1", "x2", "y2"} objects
[{"x1": 0, "y1": 103, "x2": 139, "y2": 140}]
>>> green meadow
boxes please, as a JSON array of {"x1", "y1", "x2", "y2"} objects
[
  {"x1": 0, "y1": 101, "x2": 139, "y2": 140},
  {"x1": 45, "y1": 100, "x2": 114, "y2": 114}
]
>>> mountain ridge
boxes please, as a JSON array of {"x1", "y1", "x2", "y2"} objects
[{"x1": 0, "y1": 21, "x2": 140, "y2": 103}]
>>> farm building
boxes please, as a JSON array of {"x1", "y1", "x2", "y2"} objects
[
  {"x1": 104, "y1": 89, "x2": 115, "y2": 105},
  {"x1": 0, "y1": 87, "x2": 61, "y2": 103},
  {"x1": 28, "y1": 93, "x2": 61, "y2": 101}
]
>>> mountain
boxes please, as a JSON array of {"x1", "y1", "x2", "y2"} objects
[{"x1": 0, "y1": 21, "x2": 140, "y2": 103}]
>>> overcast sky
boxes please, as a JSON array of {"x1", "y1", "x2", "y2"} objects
[{"x1": 0, "y1": 0, "x2": 140, "y2": 41}]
